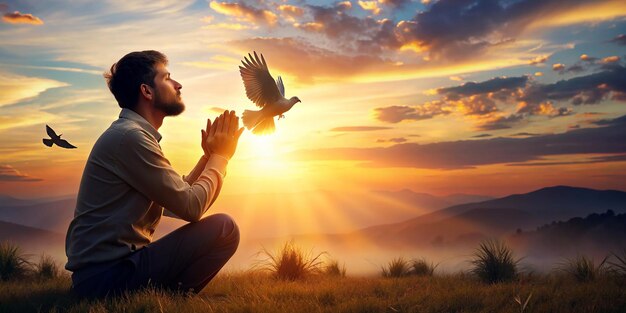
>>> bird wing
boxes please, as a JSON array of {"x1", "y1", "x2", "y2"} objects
[
  {"x1": 276, "y1": 76, "x2": 285, "y2": 97},
  {"x1": 46, "y1": 125, "x2": 57, "y2": 138},
  {"x1": 55, "y1": 139, "x2": 77, "y2": 149},
  {"x1": 239, "y1": 51, "x2": 283, "y2": 108}
]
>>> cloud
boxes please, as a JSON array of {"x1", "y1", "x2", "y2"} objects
[
  {"x1": 472, "y1": 134, "x2": 492, "y2": 138},
  {"x1": 331, "y1": 126, "x2": 393, "y2": 132},
  {"x1": 610, "y1": 34, "x2": 626, "y2": 45},
  {"x1": 438, "y1": 76, "x2": 529, "y2": 98},
  {"x1": 0, "y1": 3, "x2": 7, "y2": 13},
  {"x1": 0, "y1": 165, "x2": 42, "y2": 182},
  {"x1": 529, "y1": 55, "x2": 549, "y2": 65},
  {"x1": 2, "y1": 11, "x2": 43, "y2": 25},
  {"x1": 552, "y1": 63, "x2": 565, "y2": 72},
  {"x1": 293, "y1": 114, "x2": 626, "y2": 169},
  {"x1": 521, "y1": 64, "x2": 626, "y2": 106},
  {"x1": 278, "y1": 4, "x2": 304, "y2": 22},
  {"x1": 476, "y1": 114, "x2": 525, "y2": 130},
  {"x1": 395, "y1": 0, "x2": 626, "y2": 61},
  {"x1": 380, "y1": 0, "x2": 412, "y2": 8},
  {"x1": 374, "y1": 102, "x2": 452, "y2": 123},
  {"x1": 377, "y1": 137, "x2": 408, "y2": 143},
  {"x1": 336, "y1": 1, "x2": 352, "y2": 10},
  {"x1": 209, "y1": 1, "x2": 278, "y2": 27},
  {"x1": 358, "y1": 1, "x2": 382, "y2": 15},
  {"x1": 601, "y1": 56, "x2": 621, "y2": 64},
  {"x1": 228, "y1": 37, "x2": 395, "y2": 83},
  {"x1": 0, "y1": 71, "x2": 69, "y2": 107},
  {"x1": 377, "y1": 64, "x2": 626, "y2": 128}
]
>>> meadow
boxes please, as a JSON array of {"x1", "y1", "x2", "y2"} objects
[{"x1": 1, "y1": 241, "x2": 625, "y2": 313}]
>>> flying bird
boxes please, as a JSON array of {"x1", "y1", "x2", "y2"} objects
[
  {"x1": 43, "y1": 125, "x2": 77, "y2": 149},
  {"x1": 239, "y1": 51, "x2": 301, "y2": 135}
]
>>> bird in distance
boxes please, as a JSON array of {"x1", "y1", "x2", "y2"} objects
[{"x1": 43, "y1": 125, "x2": 77, "y2": 149}]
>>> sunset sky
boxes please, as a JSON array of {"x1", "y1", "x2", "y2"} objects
[{"x1": 1, "y1": 0, "x2": 626, "y2": 202}]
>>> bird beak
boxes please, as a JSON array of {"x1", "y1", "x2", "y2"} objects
[{"x1": 297, "y1": 99, "x2": 302, "y2": 103}]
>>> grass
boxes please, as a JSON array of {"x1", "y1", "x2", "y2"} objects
[
  {"x1": 381, "y1": 257, "x2": 411, "y2": 278},
  {"x1": 35, "y1": 254, "x2": 60, "y2": 280},
  {"x1": 324, "y1": 259, "x2": 346, "y2": 277},
  {"x1": 470, "y1": 239, "x2": 519, "y2": 284},
  {"x1": 559, "y1": 255, "x2": 608, "y2": 282},
  {"x1": 255, "y1": 241, "x2": 326, "y2": 281},
  {"x1": 0, "y1": 241, "x2": 31, "y2": 281},
  {"x1": 410, "y1": 258, "x2": 438, "y2": 276},
  {"x1": 608, "y1": 248, "x2": 626, "y2": 276},
  {"x1": 1, "y1": 271, "x2": 626, "y2": 313}
]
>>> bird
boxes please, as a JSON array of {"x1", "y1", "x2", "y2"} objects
[
  {"x1": 239, "y1": 51, "x2": 301, "y2": 135},
  {"x1": 43, "y1": 125, "x2": 77, "y2": 149}
]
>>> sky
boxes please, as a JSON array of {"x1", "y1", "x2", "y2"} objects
[{"x1": 1, "y1": 0, "x2": 626, "y2": 201}]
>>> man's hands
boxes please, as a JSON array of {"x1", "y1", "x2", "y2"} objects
[{"x1": 201, "y1": 110, "x2": 245, "y2": 160}]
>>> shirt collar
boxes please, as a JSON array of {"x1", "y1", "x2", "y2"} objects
[{"x1": 119, "y1": 108, "x2": 163, "y2": 142}]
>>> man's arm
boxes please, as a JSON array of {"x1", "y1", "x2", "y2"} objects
[
  {"x1": 164, "y1": 154, "x2": 209, "y2": 219},
  {"x1": 116, "y1": 129, "x2": 227, "y2": 222}
]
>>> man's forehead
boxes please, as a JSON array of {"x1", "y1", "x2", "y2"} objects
[{"x1": 155, "y1": 62, "x2": 169, "y2": 75}]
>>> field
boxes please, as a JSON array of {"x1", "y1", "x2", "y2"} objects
[{"x1": 1, "y1": 271, "x2": 625, "y2": 313}]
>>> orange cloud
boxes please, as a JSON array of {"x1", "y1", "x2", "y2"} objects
[
  {"x1": 601, "y1": 56, "x2": 620, "y2": 64},
  {"x1": 2, "y1": 11, "x2": 43, "y2": 25},
  {"x1": 552, "y1": 63, "x2": 565, "y2": 71},
  {"x1": 209, "y1": 1, "x2": 277, "y2": 26},
  {"x1": 294, "y1": 22, "x2": 324, "y2": 32},
  {"x1": 529, "y1": 55, "x2": 548, "y2": 65},
  {"x1": 0, "y1": 164, "x2": 42, "y2": 182},
  {"x1": 358, "y1": 1, "x2": 381, "y2": 15},
  {"x1": 278, "y1": 4, "x2": 304, "y2": 22},
  {"x1": 337, "y1": 1, "x2": 352, "y2": 10}
]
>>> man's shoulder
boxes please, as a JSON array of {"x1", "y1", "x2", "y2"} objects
[{"x1": 93, "y1": 119, "x2": 155, "y2": 152}]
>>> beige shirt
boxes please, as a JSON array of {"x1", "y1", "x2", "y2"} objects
[{"x1": 65, "y1": 108, "x2": 227, "y2": 271}]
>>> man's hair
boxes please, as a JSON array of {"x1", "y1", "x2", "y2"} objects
[{"x1": 104, "y1": 50, "x2": 168, "y2": 110}]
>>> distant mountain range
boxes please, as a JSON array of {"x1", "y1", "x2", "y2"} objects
[
  {"x1": 511, "y1": 210, "x2": 626, "y2": 257},
  {"x1": 0, "y1": 189, "x2": 492, "y2": 239},
  {"x1": 292, "y1": 186, "x2": 626, "y2": 249},
  {"x1": 1, "y1": 186, "x2": 625, "y2": 259}
]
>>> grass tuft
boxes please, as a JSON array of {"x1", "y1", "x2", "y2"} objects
[
  {"x1": 35, "y1": 254, "x2": 60, "y2": 280},
  {"x1": 559, "y1": 255, "x2": 607, "y2": 282},
  {"x1": 470, "y1": 239, "x2": 519, "y2": 284},
  {"x1": 0, "y1": 241, "x2": 30, "y2": 281},
  {"x1": 410, "y1": 258, "x2": 437, "y2": 276},
  {"x1": 381, "y1": 257, "x2": 411, "y2": 278},
  {"x1": 255, "y1": 241, "x2": 326, "y2": 281},
  {"x1": 607, "y1": 248, "x2": 626, "y2": 277},
  {"x1": 324, "y1": 259, "x2": 346, "y2": 277}
]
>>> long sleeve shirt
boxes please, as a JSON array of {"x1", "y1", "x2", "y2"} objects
[{"x1": 65, "y1": 108, "x2": 228, "y2": 271}]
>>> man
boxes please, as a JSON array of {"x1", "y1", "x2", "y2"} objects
[{"x1": 65, "y1": 50, "x2": 244, "y2": 298}]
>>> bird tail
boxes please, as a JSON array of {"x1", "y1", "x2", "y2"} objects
[
  {"x1": 242, "y1": 109, "x2": 263, "y2": 129},
  {"x1": 42, "y1": 139, "x2": 54, "y2": 147},
  {"x1": 252, "y1": 118, "x2": 276, "y2": 135}
]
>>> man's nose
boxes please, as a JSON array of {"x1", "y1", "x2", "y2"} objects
[{"x1": 174, "y1": 80, "x2": 182, "y2": 90}]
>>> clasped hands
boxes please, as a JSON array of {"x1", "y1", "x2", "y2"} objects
[{"x1": 201, "y1": 110, "x2": 245, "y2": 160}]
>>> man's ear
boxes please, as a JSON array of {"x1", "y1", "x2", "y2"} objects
[{"x1": 140, "y1": 84, "x2": 153, "y2": 101}]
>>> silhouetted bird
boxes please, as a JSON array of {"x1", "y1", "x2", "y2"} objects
[
  {"x1": 43, "y1": 125, "x2": 77, "y2": 149},
  {"x1": 239, "y1": 51, "x2": 301, "y2": 135}
]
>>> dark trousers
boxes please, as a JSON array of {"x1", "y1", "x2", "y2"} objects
[{"x1": 72, "y1": 213, "x2": 240, "y2": 298}]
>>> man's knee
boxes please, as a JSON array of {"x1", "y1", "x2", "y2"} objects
[{"x1": 199, "y1": 213, "x2": 240, "y2": 246}]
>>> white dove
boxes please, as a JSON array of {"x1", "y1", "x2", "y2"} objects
[{"x1": 239, "y1": 51, "x2": 301, "y2": 135}]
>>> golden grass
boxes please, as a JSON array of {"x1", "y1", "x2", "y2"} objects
[{"x1": 1, "y1": 271, "x2": 626, "y2": 312}]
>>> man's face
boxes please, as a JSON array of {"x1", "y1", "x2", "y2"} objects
[{"x1": 152, "y1": 62, "x2": 184, "y2": 116}]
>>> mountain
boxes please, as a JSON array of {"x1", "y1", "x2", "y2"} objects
[
  {"x1": 510, "y1": 210, "x2": 626, "y2": 257},
  {"x1": 0, "y1": 220, "x2": 65, "y2": 260},
  {"x1": 0, "y1": 198, "x2": 76, "y2": 233},
  {"x1": 291, "y1": 186, "x2": 626, "y2": 248}
]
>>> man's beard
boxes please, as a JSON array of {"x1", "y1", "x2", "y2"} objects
[{"x1": 154, "y1": 90, "x2": 185, "y2": 116}]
